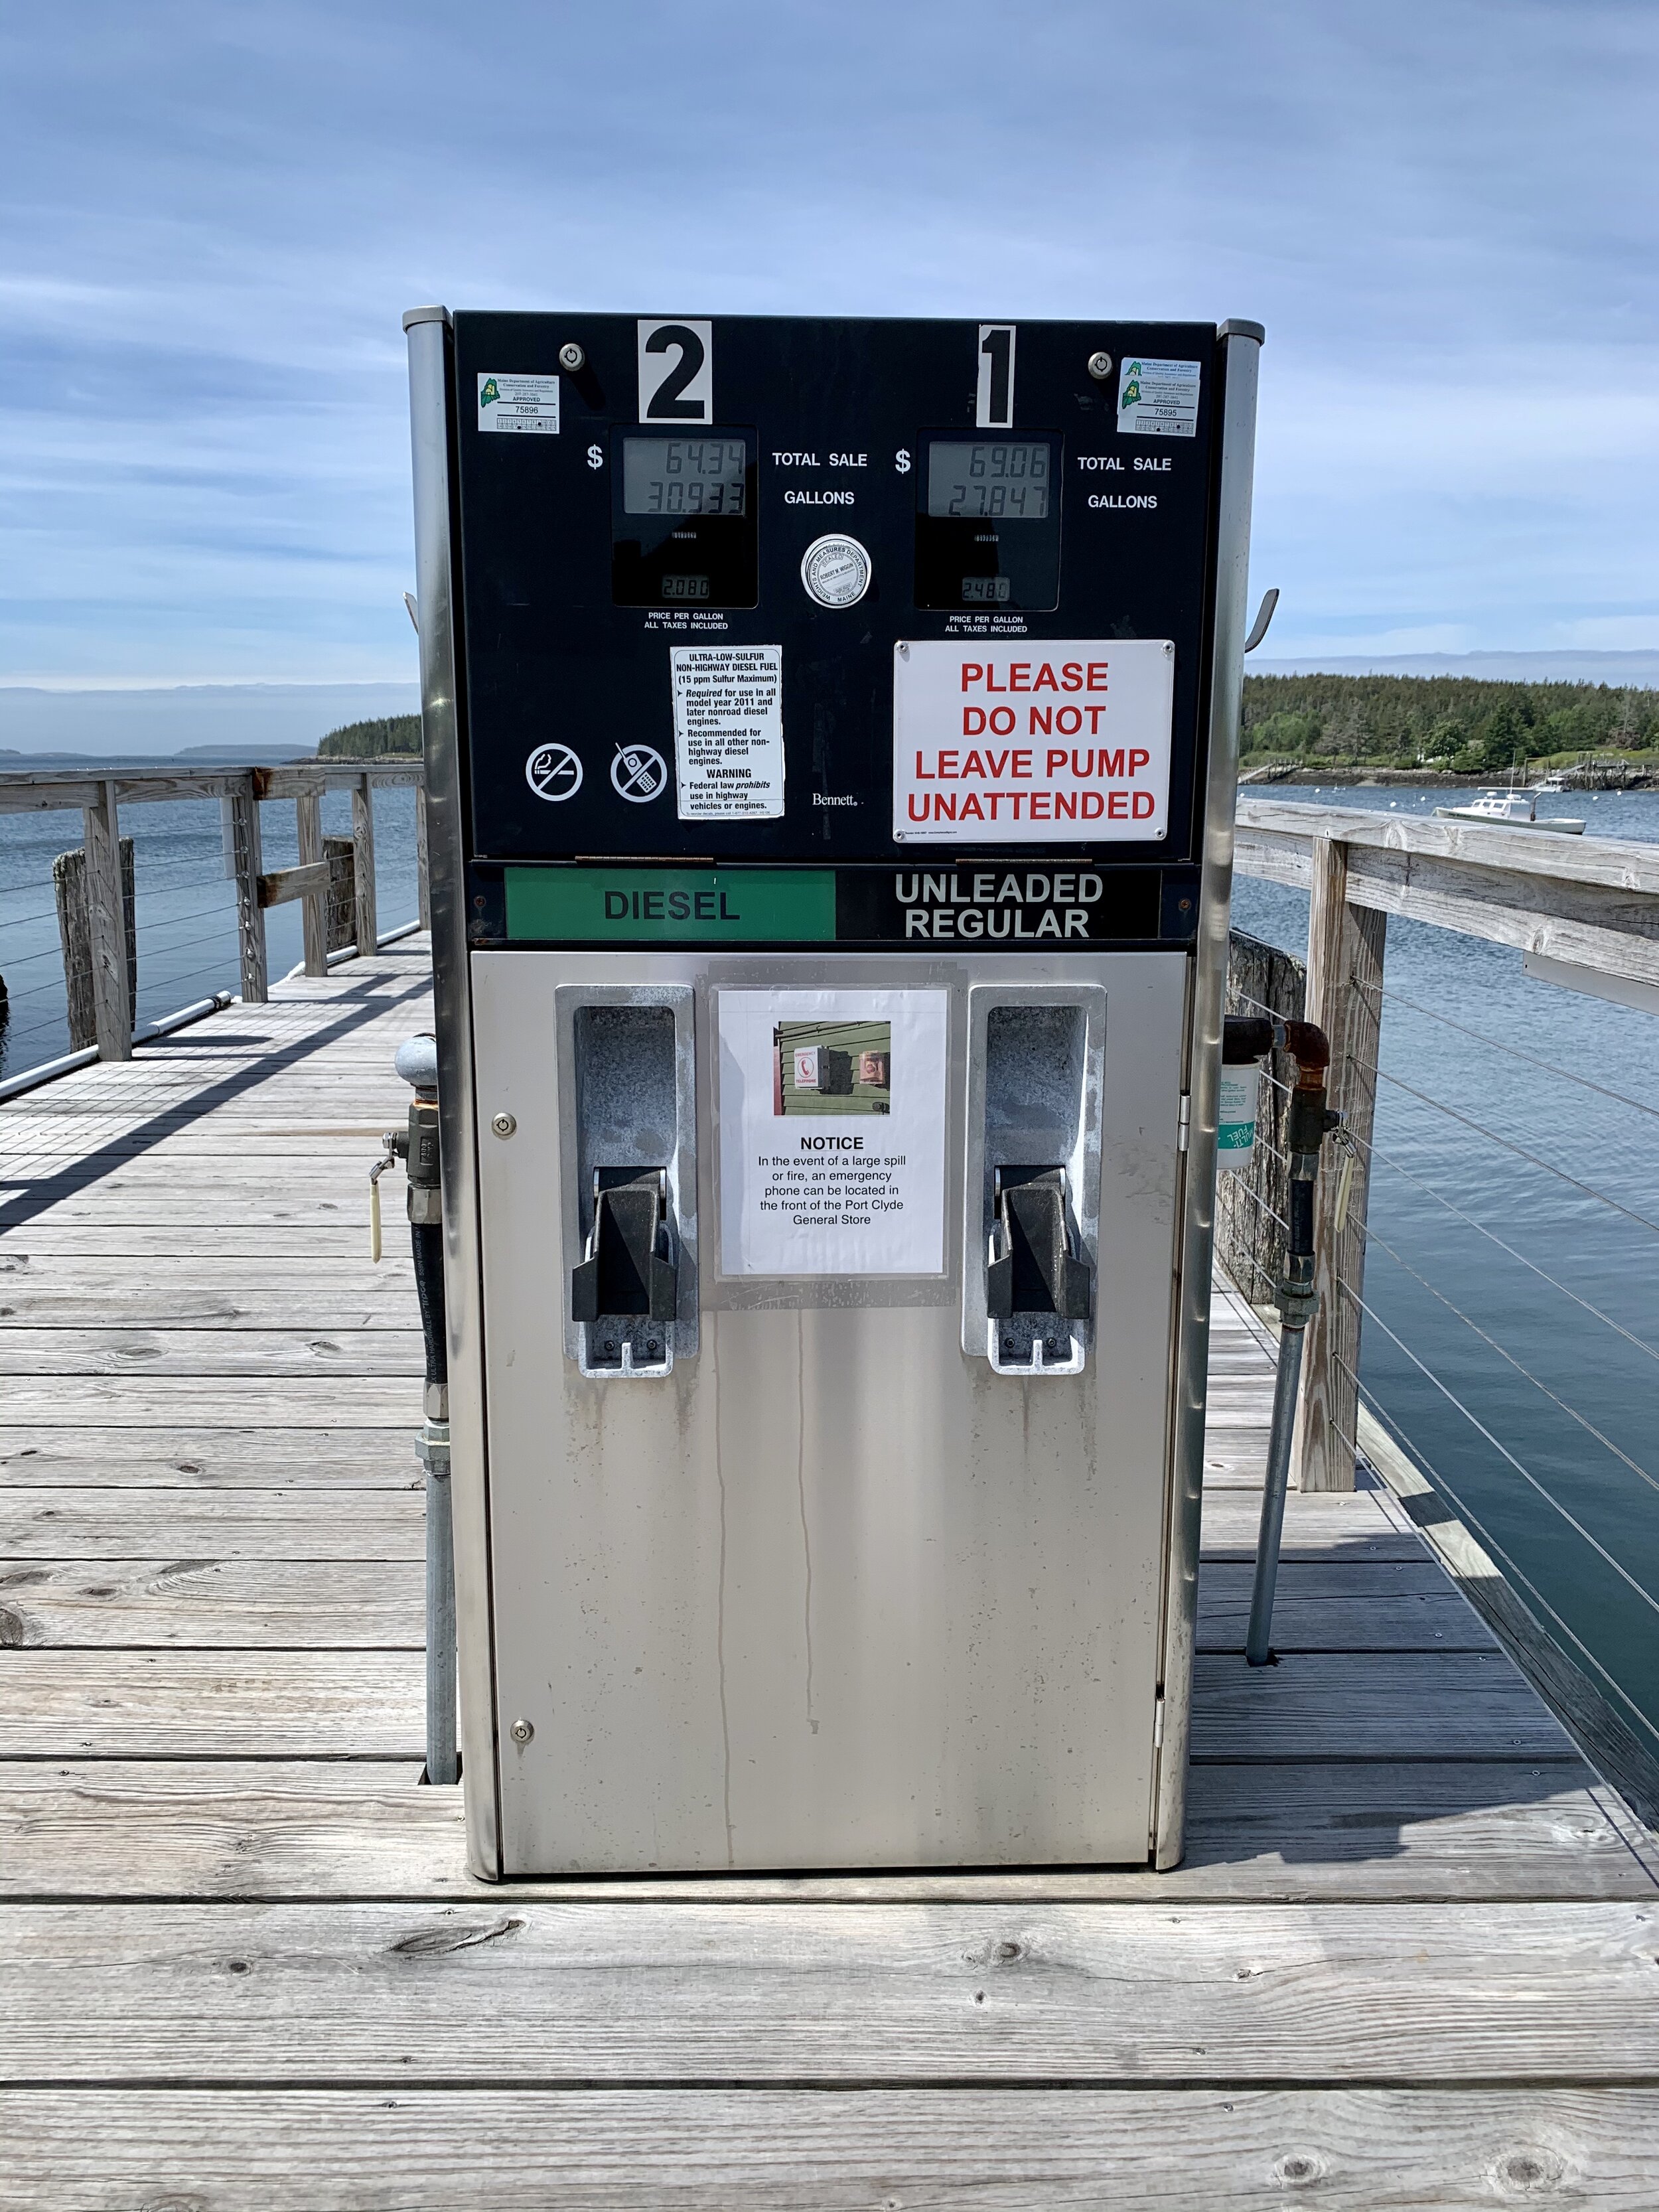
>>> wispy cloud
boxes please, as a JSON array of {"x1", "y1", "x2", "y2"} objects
[{"x1": 1, "y1": 0, "x2": 1654, "y2": 676}]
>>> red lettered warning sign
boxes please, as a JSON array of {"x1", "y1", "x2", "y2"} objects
[{"x1": 893, "y1": 638, "x2": 1175, "y2": 844}]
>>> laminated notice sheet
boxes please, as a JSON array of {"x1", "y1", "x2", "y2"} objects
[
  {"x1": 670, "y1": 644, "x2": 785, "y2": 820},
  {"x1": 717, "y1": 989, "x2": 949, "y2": 1276}
]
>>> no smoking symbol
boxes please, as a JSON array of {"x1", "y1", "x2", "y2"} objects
[
  {"x1": 611, "y1": 743, "x2": 668, "y2": 804},
  {"x1": 524, "y1": 743, "x2": 583, "y2": 802}
]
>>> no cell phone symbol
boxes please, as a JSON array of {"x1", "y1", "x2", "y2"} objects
[
  {"x1": 524, "y1": 743, "x2": 583, "y2": 802},
  {"x1": 611, "y1": 742, "x2": 669, "y2": 803}
]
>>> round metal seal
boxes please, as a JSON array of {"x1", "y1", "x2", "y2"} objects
[{"x1": 800, "y1": 534, "x2": 872, "y2": 609}]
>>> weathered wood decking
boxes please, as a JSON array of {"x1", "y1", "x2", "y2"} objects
[{"x1": 3, "y1": 941, "x2": 1658, "y2": 2207}]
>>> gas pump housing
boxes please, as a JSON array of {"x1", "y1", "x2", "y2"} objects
[{"x1": 405, "y1": 309, "x2": 1262, "y2": 1877}]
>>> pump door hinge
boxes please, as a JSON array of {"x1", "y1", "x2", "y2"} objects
[{"x1": 1177, "y1": 1094, "x2": 1191, "y2": 1152}]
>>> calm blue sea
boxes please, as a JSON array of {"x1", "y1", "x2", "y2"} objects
[
  {"x1": 1234, "y1": 787, "x2": 1659, "y2": 1759},
  {"x1": 1, "y1": 771, "x2": 1655, "y2": 1756}
]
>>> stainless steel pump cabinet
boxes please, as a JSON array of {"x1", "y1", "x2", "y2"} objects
[{"x1": 403, "y1": 307, "x2": 1263, "y2": 1878}]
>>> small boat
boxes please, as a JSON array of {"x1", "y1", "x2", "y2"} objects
[
  {"x1": 1532, "y1": 771, "x2": 1571, "y2": 793},
  {"x1": 1435, "y1": 786, "x2": 1585, "y2": 834}
]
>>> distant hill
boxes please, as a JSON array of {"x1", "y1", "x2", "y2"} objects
[
  {"x1": 0, "y1": 683, "x2": 419, "y2": 757},
  {"x1": 319, "y1": 715, "x2": 421, "y2": 759},
  {"x1": 1242, "y1": 671, "x2": 1659, "y2": 771},
  {"x1": 1253, "y1": 650, "x2": 1659, "y2": 687},
  {"x1": 0, "y1": 745, "x2": 316, "y2": 771}
]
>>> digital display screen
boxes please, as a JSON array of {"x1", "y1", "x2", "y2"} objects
[
  {"x1": 927, "y1": 441, "x2": 1052, "y2": 519},
  {"x1": 660, "y1": 574, "x2": 710, "y2": 601},
  {"x1": 961, "y1": 575, "x2": 1012, "y2": 603},
  {"x1": 623, "y1": 437, "x2": 747, "y2": 517}
]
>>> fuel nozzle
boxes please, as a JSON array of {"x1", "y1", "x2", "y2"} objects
[{"x1": 370, "y1": 1033, "x2": 447, "y2": 1424}]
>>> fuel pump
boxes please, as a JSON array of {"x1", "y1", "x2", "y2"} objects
[
  {"x1": 405, "y1": 307, "x2": 1264, "y2": 1876},
  {"x1": 370, "y1": 1033, "x2": 457, "y2": 1784}
]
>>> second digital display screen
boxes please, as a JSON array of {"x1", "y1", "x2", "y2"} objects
[
  {"x1": 927, "y1": 441, "x2": 1051, "y2": 519},
  {"x1": 622, "y1": 437, "x2": 748, "y2": 517}
]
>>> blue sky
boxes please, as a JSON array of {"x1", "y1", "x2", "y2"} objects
[{"x1": 2, "y1": 0, "x2": 1654, "y2": 683}]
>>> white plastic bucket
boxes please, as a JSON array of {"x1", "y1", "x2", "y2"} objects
[{"x1": 1218, "y1": 1063, "x2": 1262, "y2": 1173}]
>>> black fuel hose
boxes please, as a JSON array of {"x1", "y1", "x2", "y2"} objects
[{"x1": 411, "y1": 1221, "x2": 448, "y2": 1393}]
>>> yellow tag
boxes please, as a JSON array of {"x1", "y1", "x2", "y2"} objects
[{"x1": 370, "y1": 1173, "x2": 382, "y2": 1264}]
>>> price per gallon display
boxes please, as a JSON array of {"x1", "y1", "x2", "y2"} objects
[
  {"x1": 623, "y1": 437, "x2": 747, "y2": 516},
  {"x1": 927, "y1": 441, "x2": 1051, "y2": 519}
]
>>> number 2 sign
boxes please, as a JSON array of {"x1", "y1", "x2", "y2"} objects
[{"x1": 638, "y1": 320, "x2": 713, "y2": 423}]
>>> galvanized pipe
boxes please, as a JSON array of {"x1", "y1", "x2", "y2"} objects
[
  {"x1": 1245, "y1": 1314, "x2": 1307, "y2": 1665},
  {"x1": 1237, "y1": 1013, "x2": 1333, "y2": 1668},
  {"x1": 423, "y1": 1424, "x2": 458, "y2": 1783}
]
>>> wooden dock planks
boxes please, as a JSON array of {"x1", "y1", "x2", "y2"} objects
[{"x1": 1, "y1": 936, "x2": 1656, "y2": 2209}]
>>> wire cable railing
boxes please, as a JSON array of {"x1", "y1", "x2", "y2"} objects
[
  {"x1": 1372, "y1": 1066, "x2": 1659, "y2": 1238},
  {"x1": 1357, "y1": 1128, "x2": 1659, "y2": 1364},
  {"x1": 1349, "y1": 1364, "x2": 1659, "y2": 1753},
  {"x1": 1359, "y1": 976, "x2": 1659, "y2": 1126},
  {"x1": 0, "y1": 903, "x2": 76, "y2": 930},
  {"x1": 1338, "y1": 1272, "x2": 1659, "y2": 1621},
  {"x1": 1227, "y1": 812, "x2": 1659, "y2": 1793},
  {"x1": 1354, "y1": 1217, "x2": 1659, "y2": 1494}
]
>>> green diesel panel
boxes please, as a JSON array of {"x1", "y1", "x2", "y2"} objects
[{"x1": 505, "y1": 867, "x2": 837, "y2": 944}]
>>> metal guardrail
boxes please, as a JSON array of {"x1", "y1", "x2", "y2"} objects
[
  {"x1": 1229, "y1": 797, "x2": 1659, "y2": 1495},
  {"x1": 0, "y1": 759, "x2": 428, "y2": 1064},
  {"x1": 1228, "y1": 797, "x2": 1659, "y2": 1806}
]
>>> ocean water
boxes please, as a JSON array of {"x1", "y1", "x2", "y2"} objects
[
  {"x1": 3, "y1": 771, "x2": 1655, "y2": 1756},
  {"x1": 0, "y1": 780, "x2": 420, "y2": 1079},
  {"x1": 1233, "y1": 787, "x2": 1659, "y2": 1757}
]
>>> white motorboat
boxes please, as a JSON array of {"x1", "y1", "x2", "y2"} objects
[{"x1": 1435, "y1": 786, "x2": 1585, "y2": 834}]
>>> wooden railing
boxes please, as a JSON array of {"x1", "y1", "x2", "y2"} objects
[
  {"x1": 1230, "y1": 796, "x2": 1659, "y2": 1493},
  {"x1": 0, "y1": 759, "x2": 426, "y2": 1064}
]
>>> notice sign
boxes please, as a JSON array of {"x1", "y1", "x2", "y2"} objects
[
  {"x1": 670, "y1": 645, "x2": 785, "y2": 820},
  {"x1": 892, "y1": 638, "x2": 1175, "y2": 844},
  {"x1": 718, "y1": 990, "x2": 948, "y2": 1277}
]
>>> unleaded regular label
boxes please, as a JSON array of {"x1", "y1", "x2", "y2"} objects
[{"x1": 500, "y1": 867, "x2": 1177, "y2": 946}]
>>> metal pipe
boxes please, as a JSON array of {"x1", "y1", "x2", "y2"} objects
[
  {"x1": 1246, "y1": 1314, "x2": 1307, "y2": 1664},
  {"x1": 424, "y1": 1430, "x2": 457, "y2": 1783},
  {"x1": 0, "y1": 990, "x2": 234, "y2": 1104},
  {"x1": 405, "y1": 301, "x2": 502, "y2": 1876},
  {"x1": 279, "y1": 914, "x2": 426, "y2": 984},
  {"x1": 0, "y1": 1045, "x2": 98, "y2": 1102},
  {"x1": 1236, "y1": 1012, "x2": 1334, "y2": 1666},
  {"x1": 1155, "y1": 319, "x2": 1265, "y2": 1868},
  {"x1": 410, "y1": 1190, "x2": 456, "y2": 1785}
]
